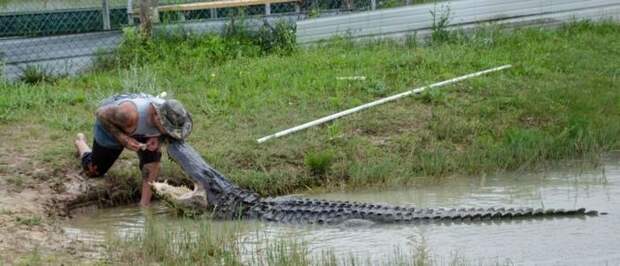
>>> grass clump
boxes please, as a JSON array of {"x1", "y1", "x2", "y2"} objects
[
  {"x1": 102, "y1": 18, "x2": 297, "y2": 70},
  {"x1": 105, "y1": 219, "x2": 243, "y2": 265},
  {"x1": 0, "y1": 21, "x2": 619, "y2": 196},
  {"x1": 15, "y1": 216, "x2": 42, "y2": 226},
  {"x1": 103, "y1": 218, "x2": 502, "y2": 265},
  {"x1": 304, "y1": 150, "x2": 335, "y2": 177},
  {"x1": 430, "y1": 3, "x2": 451, "y2": 44},
  {"x1": 18, "y1": 65, "x2": 61, "y2": 85}
]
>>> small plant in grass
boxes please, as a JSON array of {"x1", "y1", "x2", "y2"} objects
[
  {"x1": 0, "y1": 58, "x2": 5, "y2": 82},
  {"x1": 419, "y1": 87, "x2": 447, "y2": 104},
  {"x1": 116, "y1": 27, "x2": 154, "y2": 66},
  {"x1": 304, "y1": 150, "x2": 335, "y2": 176},
  {"x1": 19, "y1": 65, "x2": 58, "y2": 84},
  {"x1": 308, "y1": 6, "x2": 321, "y2": 18},
  {"x1": 430, "y1": 3, "x2": 451, "y2": 44},
  {"x1": 16, "y1": 216, "x2": 42, "y2": 226},
  {"x1": 7, "y1": 176, "x2": 25, "y2": 190},
  {"x1": 405, "y1": 32, "x2": 418, "y2": 48},
  {"x1": 365, "y1": 80, "x2": 388, "y2": 96},
  {"x1": 223, "y1": 15, "x2": 252, "y2": 40},
  {"x1": 16, "y1": 248, "x2": 42, "y2": 266},
  {"x1": 256, "y1": 20, "x2": 297, "y2": 55},
  {"x1": 91, "y1": 48, "x2": 118, "y2": 72}
]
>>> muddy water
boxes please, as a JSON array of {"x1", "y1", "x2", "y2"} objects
[{"x1": 64, "y1": 153, "x2": 620, "y2": 265}]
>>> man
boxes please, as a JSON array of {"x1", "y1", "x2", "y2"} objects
[{"x1": 74, "y1": 93, "x2": 192, "y2": 207}]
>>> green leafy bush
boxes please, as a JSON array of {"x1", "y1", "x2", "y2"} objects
[{"x1": 256, "y1": 20, "x2": 297, "y2": 55}]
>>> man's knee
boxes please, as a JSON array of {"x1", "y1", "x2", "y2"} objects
[
  {"x1": 84, "y1": 165, "x2": 103, "y2": 177},
  {"x1": 81, "y1": 152, "x2": 104, "y2": 177},
  {"x1": 138, "y1": 150, "x2": 162, "y2": 170}
]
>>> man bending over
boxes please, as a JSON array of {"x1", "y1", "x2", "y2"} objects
[{"x1": 74, "y1": 94, "x2": 192, "y2": 207}]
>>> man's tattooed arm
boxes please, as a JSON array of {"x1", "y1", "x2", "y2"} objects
[{"x1": 96, "y1": 104, "x2": 141, "y2": 151}]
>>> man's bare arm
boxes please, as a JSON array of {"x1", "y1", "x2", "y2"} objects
[{"x1": 96, "y1": 104, "x2": 141, "y2": 151}]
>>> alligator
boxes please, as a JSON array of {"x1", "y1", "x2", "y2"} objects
[{"x1": 156, "y1": 140, "x2": 604, "y2": 225}]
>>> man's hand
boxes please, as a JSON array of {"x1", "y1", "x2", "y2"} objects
[
  {"x1": 123, "y1": 136, "x2": 144, "y2": 152},
  {"x1": 145, "y1": 137, "x2": 160, "y2": 152}
]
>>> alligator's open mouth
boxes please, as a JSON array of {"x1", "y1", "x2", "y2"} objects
[{"x1": 151, "y1": 181, "x2": 209, "y2": 216}]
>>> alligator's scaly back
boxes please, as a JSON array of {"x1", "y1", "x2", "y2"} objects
[{"x1": 165, "y1": 141, "x2": 602, "y2": 224}]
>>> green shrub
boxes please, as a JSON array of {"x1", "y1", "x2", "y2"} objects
[
  {"x1": 115, "y1": 27, "x2": 155, "y2": 66},
  {"x1": 256, "y1": 20, "x2": 297, "y2": 55},
  {"x1": 430, "y1": 3, "x2": 451, "y2": 44},
  {"x1": 19, "y1": 65, "x2": 59, "y2": 84},
  {"x1": 304, "y1": 150, "x2": 335, "y2": 176}
]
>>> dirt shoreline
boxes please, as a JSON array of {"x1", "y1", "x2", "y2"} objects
[{"x1": 0, "y1": 169, "x2": 143, "y2": 264}]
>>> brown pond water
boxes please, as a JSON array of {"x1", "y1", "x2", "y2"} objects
[{"x1": 63, "y1": 152, "x2": 620, "y2": 265}]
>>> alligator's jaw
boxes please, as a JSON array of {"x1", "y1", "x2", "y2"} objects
[{"x1": 151, "y1": 182, "x2": 209, "y2": 216}]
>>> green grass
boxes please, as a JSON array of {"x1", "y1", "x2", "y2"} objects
[
  {"x1": 103, "y1": 218, "x2": 487, "y2": 266},
  {"x1": 15, "y1": 216, "x2": 42, "y2": 226},
  {"x1": 0, "y1": 21, "x2": 619, "y2": 196}
]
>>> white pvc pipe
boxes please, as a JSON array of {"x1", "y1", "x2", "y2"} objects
[{"x1": 257, "y1": 64, "x2": 512, "y2": 144}]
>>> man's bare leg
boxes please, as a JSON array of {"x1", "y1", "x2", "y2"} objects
[
  {"x1": 74, "y1": 133, "x2": 91, "y2": 158},
  {"x1": 140, "y1": 162, "x2": 160, "y2": 207}
]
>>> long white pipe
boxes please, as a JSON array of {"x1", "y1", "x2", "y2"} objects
[{"x1": 257, "y1": 64, "x2": 512, "y2": 144}]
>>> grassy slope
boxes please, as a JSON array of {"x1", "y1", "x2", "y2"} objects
[{"x1": 1, "y1": 22, "x2": 619, "y2": 197}]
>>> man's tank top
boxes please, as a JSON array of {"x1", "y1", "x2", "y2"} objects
[{"x1": 94, "y1": 94, "x2": 162, "y2": 148}]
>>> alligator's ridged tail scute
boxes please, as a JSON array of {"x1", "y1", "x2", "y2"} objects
[{"x1": 252, "y1": 198, "x2": 599, "y2": 225}]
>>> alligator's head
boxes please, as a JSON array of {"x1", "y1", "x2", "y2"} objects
[
  {"x1": 164, "y1": 140, "x2": 260, "y2": 216},
  {"x1": 151, "y1": 181, "x2": 209, "y2": 216},
  {"x1": 166, "y1": 140, "x2": 237, "y2": 204}
]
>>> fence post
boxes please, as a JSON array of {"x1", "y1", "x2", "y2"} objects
[
  {"x1": 370, "y1": 0, "x2": 376, "y2": 10},
  {"x1": 102, "y1": 0, "x2": 111, "y2": 30},
  {"x1": 139, "y1": 0, "x2": 159, "y2": 37},
  {"x1": 211, "y1": 9, "x2": 218, "y2": 18},
  {"x1": 405, "y1": 0, "x2": 411, "y2": 5},
  {"x1": 127, "y1": 0, "x2": 134, "y2": 25},
  {"x1": 294, "y1": 3, "x2": 301, "y2": 13},
  {"x1": 265, "y1": 3, "x2": 271, "y2": 15}
]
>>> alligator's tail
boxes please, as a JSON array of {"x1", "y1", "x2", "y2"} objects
[{"x1": 252, "y1": 198, "x2": 601, "y2": 225}]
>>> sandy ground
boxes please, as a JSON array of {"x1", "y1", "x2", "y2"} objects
[
  {"x1": 0, "y1": 128, "x2": 138, "y2": 264},
  {"x1": 0, "y1": 170, "x2": 84, "y2": 264}
]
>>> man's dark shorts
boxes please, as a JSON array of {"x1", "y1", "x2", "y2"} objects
[{"x1": 81, "y1": 136, "x2": 162, "y2": 177}]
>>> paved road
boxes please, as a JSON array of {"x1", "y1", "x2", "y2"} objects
[{"x1": 1, "y1": 31, "x2": 122, "y2": 80}]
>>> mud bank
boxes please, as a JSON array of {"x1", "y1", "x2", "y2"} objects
[{"x1": 0, "y1": 170, "x2": 143, "y2": 264}]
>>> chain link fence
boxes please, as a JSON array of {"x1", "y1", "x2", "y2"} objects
[
  {"x1": 0, "y1": 0, "x2": 437, "y2": 81},
  {"x1": 0, "y1": 0, "x2": 436, "y2": 80},
  {"x1": 7, "y1": 0, "x2": 615, "y2": 81}
]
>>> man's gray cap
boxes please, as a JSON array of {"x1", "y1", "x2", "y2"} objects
[{"x1": 153, "y1": 99, "x2": 193, "y2": 140}]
